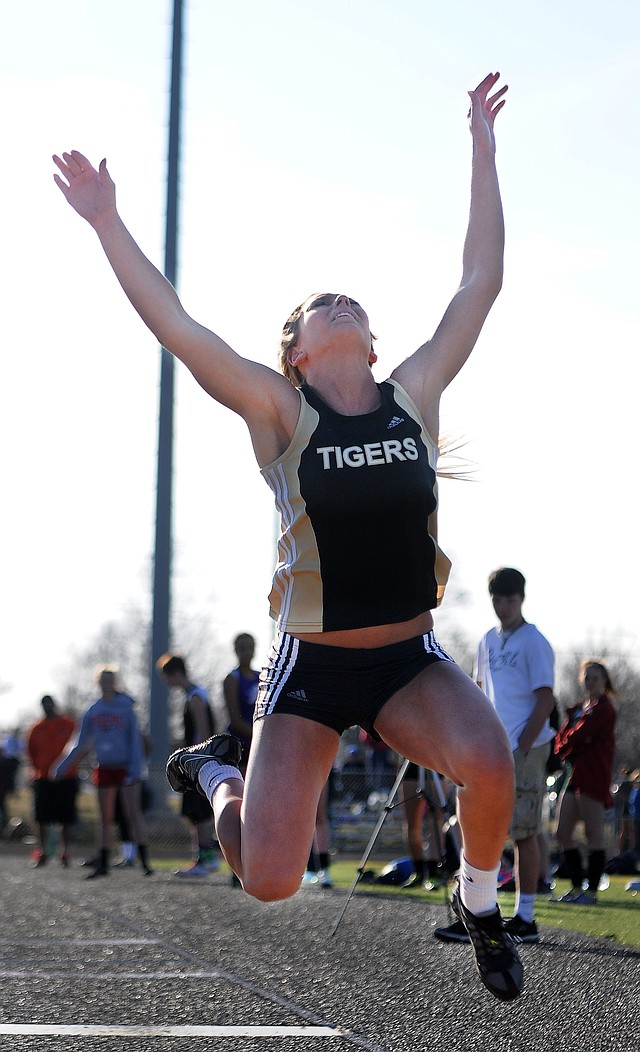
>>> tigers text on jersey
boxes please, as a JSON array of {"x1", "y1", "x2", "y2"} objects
[{"x1": 261, "y1": 378, "x2": 451, "y2": 633}]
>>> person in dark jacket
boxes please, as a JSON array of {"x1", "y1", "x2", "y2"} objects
[{"x1": 553, "y1": 660, "x2": 617, "y2": 904}]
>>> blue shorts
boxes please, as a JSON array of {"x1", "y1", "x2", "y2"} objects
[{"x1": 254, "y1": 630, "x2": 454, "y2": 737}]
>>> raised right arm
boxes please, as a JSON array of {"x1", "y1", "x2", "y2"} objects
[{"x1": 53, "y1": 151, "x2": 298, "y2": 461}]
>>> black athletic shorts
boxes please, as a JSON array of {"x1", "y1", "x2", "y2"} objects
[
  {"x1": 34, "y1": 778, "x2": 78, "y2": 825},
  {"x1": 254, "y1": 630, "x2": 454, "y2": 737}
]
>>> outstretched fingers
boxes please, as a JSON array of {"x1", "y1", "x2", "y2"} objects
[
  {"x1": 52, "y1": 149, "x2": 115, "y2": 225},
  {"x1": 52, "y1": 150, "x2": 96, "y2": 184},
  {"x1": 468, "y1": 73, "x2": 507, "y2": 133},
  {"x1": 486, "y1": 83, "x2": 508, "y2": 119},
  {"x1": 473, "y1": 71, "x2": 501, "y2": 98}
]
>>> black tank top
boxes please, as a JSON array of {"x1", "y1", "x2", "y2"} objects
[{"x1": 261, "y1": 378, "x2": 451, "y2": 633}]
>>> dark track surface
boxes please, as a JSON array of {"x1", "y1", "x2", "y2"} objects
[{"x1": 1, "y1": 856, "x2": 638, "y2": 1051}]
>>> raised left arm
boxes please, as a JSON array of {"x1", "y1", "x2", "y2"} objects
[{"x1": 393, "y1": 73, "x2": 507, "y2": 436}]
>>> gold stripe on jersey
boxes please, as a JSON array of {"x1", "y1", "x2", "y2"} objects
[{"x1": 261, "y1": 391, "x2": 324, "y2": 631}]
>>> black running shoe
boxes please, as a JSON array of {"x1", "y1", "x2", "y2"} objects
[
  {"x1": 451, "y1": 885, "x2": 523, "y2": 1001},
  {"x1": 433, "y1": 919, "x2": 470, "y2": 943},
  {"x1": 503, "y1": 915, "x2": 540, "y2": 943},
  {"x1": 166, "y1": 735, "x2": 242, "y2": 798},
  {"x1": 86, "y1": 864, "x2": 109, "y2": 880}
]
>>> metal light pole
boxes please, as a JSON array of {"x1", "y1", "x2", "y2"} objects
[{"x1": 148, "y1": 0, "x2": 184, "y2": 804}]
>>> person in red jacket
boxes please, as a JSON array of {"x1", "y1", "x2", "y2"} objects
[
  {"x1": 27, "y1": 696, "x2": 78, "y2": 867},
  {"x1": 553, "y1": 660, "x2": 617, "y2": 904}
]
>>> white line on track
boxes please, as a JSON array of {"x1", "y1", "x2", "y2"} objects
[
  {"x1": 0, "y1": 937, "x2": 161, "y2": 945},
  {"x1": 9, "y1": 883, "x2": 390, "y2": 1052},
  {"x1": 0, "y1": 970, "x2": 220, "y2": 979},
  {"x1": 0, "y1": 1025, "x2": 343, "y2": 1037}
]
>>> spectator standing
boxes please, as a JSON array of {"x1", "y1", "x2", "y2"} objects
[
  {"x1": 157, "y1": 653, "x2": 218, "y2": 876},
  {"x1": 478, "y1": 569, "x2": 556, "y2": 941},
  {"x1": 27, "y1": 695, "x2": 78, "y2": 867},
  {"x1": 55, "y1": 667, "x2": 152, "y2": 878},
  {"x1": 553, "y1": 659, "x2": 617, "y2": 904},
  {"x1": 401, "y1": 764, "x2": 445, "y2": 890},
  {"x1": 223, "y1": 633, "x2": 260, "y2": 773},
  {"x1": 223, "y1": 633, "x2": 260, "y2": 887},
  {"x1": 437, "y1": 567, "x2": 556, "y2": 944}
]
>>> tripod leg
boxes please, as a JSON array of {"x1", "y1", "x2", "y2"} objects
[{"x1": 331, "y1": 758, "x2": 410, "y2": 937}]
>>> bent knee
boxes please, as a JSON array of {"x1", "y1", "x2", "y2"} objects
[
  {"x1": 242, "y1": 868, "x2": 302, "y2": 903},
  {"x1": 455, "y1": 738, "x2": 514, "y2": 790}
]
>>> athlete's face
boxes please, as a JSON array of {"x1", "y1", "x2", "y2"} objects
[
  {"x1": 289, "y1": 293, "x2": 376, "y2": 372},
  {"x1": 491, "y1": 592, "x2": 524, "y2": 632}
]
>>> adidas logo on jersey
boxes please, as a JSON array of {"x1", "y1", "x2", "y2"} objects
[
  {"x1": 387, "y1": 415, "x2": 404, "y2": 429},
  {"x1": 287, "y1": 689, "x2": 309, "y2": 702}
]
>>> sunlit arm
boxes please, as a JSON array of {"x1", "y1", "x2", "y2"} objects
[
  {"x1": 393, "y1": 72, "x2": 507, "y2": 431},
  {"x1": 52, "y1": 151, "x2": 283, "y2": 422}
]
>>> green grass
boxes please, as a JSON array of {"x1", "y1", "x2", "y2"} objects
[{"x1": 322, "y1": 861, "x2": 640, "y2": 949}]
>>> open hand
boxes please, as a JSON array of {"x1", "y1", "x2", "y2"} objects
[
  {"x1": 53, "y1": 150, "x2": 117, "y2": 228},
  {"x1": 468, "y1": 72, "x2": 507, "y2": 154}
]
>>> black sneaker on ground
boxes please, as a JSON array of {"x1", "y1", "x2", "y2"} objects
[
  {"x1": 451, "y1": 885, "x2": 523, "y2": 1001},
  {"x1": 86, "y1": 864, "x2": 109, "y2": 880},
  {"x1": 433, "y1": 919, "x2": 470, "y2": 943},
  {"x1": 166, "y1": 734, "x2": 243, "y2": 798},
  {"x1": 503, "y1": 915, "x2": 540, "y2": 943}
]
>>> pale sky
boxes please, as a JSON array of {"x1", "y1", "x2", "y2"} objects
[{"x1": 2, "y1": 0, "x2": 639, "y2": 730}]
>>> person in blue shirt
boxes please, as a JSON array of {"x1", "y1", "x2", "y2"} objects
[{"x1": 56, "y1": 667, "x2": 152, "y2": 878}]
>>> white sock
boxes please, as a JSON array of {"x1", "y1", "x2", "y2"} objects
[
  {"x1": 198, "y1": 762, "x2": 244, "y2": 806},
  {"x1": 459, "y1": 855, "x2": 499, "y2": 916},
  {"x1": 515, "y1": 891, "x2": 536, "y2": 923}
]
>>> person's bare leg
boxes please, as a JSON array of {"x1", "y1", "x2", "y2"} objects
[
  {"x1": 211, "y1": 714, "x2": 339, "y2": 901},
  {"x1": 556, "y1": 790, "x2": 580, "y2": 850},
  {"x1": 37, "y1": 822, "x2": 48, "y2": 856},
  {"x1": 377, "y1": 660, "x2": 522, "y2": 1001},
  {"x1": 119, "y1": 782, "x2": 147, "y2": 847},
  {"x1": 401, "y1": 781, "x2": 425, "y2": 862},
  {"x1": 61, "y1": 824, "x2": 72, "y2": 857},
  {"x1": 97, "y1": 786, "x2": 117, "y2": 851},
  {"x1": 314, "y1": 779, "x2": 331, "y2": 855},
  {"x1": 375, "y1": 661, "x2": 514, "y2": 872}
]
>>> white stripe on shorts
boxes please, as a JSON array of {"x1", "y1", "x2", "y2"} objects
[
  {"x1": 263, "y1": 632, "x2": 300, "y2": 716},
  {"x1": 422, "y1": 629, "x2": 454, "y2": 662}
]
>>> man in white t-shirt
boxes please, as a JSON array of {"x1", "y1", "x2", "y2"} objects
[
  {"x1": 435, "y1": 567, "x2": 556, "y2": 946},
  {"x1": 479, "y1": 567, "x2": 556, "y2": 943}
]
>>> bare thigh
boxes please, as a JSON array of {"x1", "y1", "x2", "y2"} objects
[
  {"x1": 556, "y1": 789, "x2": 581, "y2": 847},
  {"x1": 97, "y1": 786, "x2": 117, "y2": 847},
  {"x1": 579, "y1": 793, "x2": 606, "y2": 850},
  {"x1": 119, "y1": 782, "x2": 147, "y2": 845},
  {"x1": 240, "y1": 714, "x2": 339, "y2": 898},
  {"x1": 374, "y1": 660, "x2": 512, "y2": 784}
]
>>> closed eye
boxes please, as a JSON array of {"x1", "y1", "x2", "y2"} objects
[{"x1": 308, "y1": 295, "x2": 361, "y2": 311}]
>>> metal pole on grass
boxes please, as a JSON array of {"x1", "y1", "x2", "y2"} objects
[{"x1": 148, "y1": 0, "x2": 184, "y2": 807}]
